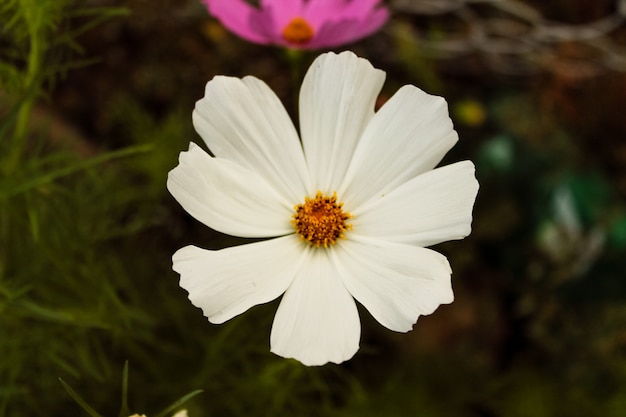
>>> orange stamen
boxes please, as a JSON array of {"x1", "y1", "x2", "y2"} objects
[
  {"x1": 282, "y1": 17, "x2": 315, "y2": 45},
  {"x1": 292, "y1": 191, "x2": 352, "y2": 248}
]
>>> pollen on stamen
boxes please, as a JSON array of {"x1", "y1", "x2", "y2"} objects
[
  {"x1": 292, "y1": 191, "x2": 352, "y2": 248},
  {"x1": 281, "y1": 17, "x2": 315, "y2": 45}
]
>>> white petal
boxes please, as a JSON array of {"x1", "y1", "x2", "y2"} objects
[
  {"x1": 340, "y1": 85, "x2": 458, "y2": 209},
  {"x1": 333, "y1": 237, "x2": 453, "y2": 332},
  {"x1": 167, "y1": 143, "x2": 293, "y2": 238},
  {"x1": 270, "y1": 248, "x2": 361, "y2": 366},
  {"x1": 193, "y1": 75, "x2": 310, "y2": 203},
  {"x1": 352, "y1": 161, "x2": 479, "y2": 247},
  {"x1": 299, "y1": 51, "x2": 385, "y2": 193},
  {"x1": 173, "y1": 235, "x2": 307, "y2": 324}
]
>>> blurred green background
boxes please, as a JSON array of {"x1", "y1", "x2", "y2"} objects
[{"x1": 2, "y1": 0, "x2": 626, "y2": 416}]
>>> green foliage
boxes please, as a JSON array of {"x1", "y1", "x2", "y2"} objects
[{"x1": 59, "y1": 362, "x2": 202, "y2": 417}]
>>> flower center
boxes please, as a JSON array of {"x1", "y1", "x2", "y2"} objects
[
  {"x1": 281, "y1": 17, "x2": 315, "y2": 45},
  {"x1": 292, "y1": 191, "x2": 352, "y2": 248}
]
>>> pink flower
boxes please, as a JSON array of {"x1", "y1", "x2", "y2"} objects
[{"x1": 202, "y1": 0, "x2": 389, "y2": 49}]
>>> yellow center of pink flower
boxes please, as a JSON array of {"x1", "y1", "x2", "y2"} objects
[
  {"x1": 282, "y1": 17, "x2": 315, "y2": 45},
  {"x1": 292, "y1": 191, "x2": 352, "y2": 247}
]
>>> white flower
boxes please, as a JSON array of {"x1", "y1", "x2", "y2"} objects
[{"x1": 168, "y1": 51, "x2": 479, "y2": 366}]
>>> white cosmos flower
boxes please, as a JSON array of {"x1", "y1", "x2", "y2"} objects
[{"x1": 168, "y1": 51, "x2": 479, "y2": 366}]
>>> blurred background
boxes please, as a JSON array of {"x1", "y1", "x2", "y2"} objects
[{"x1": 2, "y1": 0, "x2": 626, "y2": 416}]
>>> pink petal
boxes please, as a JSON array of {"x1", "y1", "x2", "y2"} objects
[
  {"x1": 202, "y1": 0, "x2": 272, "y2": 44},
  {"x1": 304, "y1": 0, "x2": 385, "y2": 26},
  {"x1": 261, "y1": 0, "x2": 306, "y2": 30},
  {"x1": 309, "y1": 9, "x2": 389, "y2": 48},
  {"x1": 303, "y1": 0, "x2": 389, "y2": 48},
  {"x1": 341, "y1": 0, "x2": 387, "y2": 18},
  {"x1": 303, "y1": 0, "x2": 348, "y2": 26}
]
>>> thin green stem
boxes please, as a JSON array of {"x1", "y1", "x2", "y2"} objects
[{"x1": 5, "y1": 5, "x2": 43, "y2": 175}]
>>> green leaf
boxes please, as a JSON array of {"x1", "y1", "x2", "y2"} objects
[
  {"x1": 153, "y1": 389, "x2": 204, "y2": 417},
  {"x1": 0, "y1": 144, "x2": 152, "y2": 199},
  {"x1": 609, "y1": 214, "x2": 626, "y2": 249},
  {"x1": 566, "y1": 173, "x2": 611, "y2": 226},
  {"x1": 59, "y1": 378, "x2": 104, "y2": 417},
  {"x1": 476, "y1": 134, "x2": 515, "y2": 173},
  {"x1": 118, "y1": 361, "x2": 131, "y2": 417}
]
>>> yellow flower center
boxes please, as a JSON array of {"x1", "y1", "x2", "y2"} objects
[
  {"x1": 281, "y1": 17, "x2": 315, "y2": 45},
  {"x1": 292, "y1": 191, "x2": 352, "y2": 248}
]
